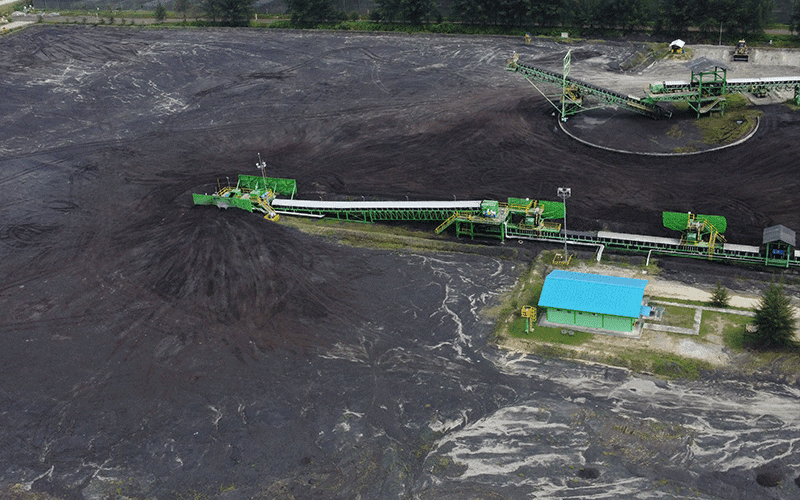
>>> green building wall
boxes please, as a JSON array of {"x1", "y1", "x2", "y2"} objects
[{"x1": 546, "y1": 308, "x2": 635, "y2": 333}]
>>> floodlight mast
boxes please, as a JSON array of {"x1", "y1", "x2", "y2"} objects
[
  {"x1": 256, "y1": 153, "x2": 267, "y2": 186},
  {"x1": 558, "y1": 187, "x2": 571, "y2": 259}
]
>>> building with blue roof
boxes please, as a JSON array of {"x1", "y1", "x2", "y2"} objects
[{"x1": 538, "y1": 270, "x2": 648, "y2": 333}]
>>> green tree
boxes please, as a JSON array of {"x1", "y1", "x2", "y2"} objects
[
  {"x1": 493, "y1": 0, "x2": 529, "y2": 26},
  {"x1": 792, "y1": 0, "x2": 800, "y2": 33},
  {"x1": 709, "y1": 281, "x2": 730, "y2": 308},
  {"x1": 654, "y1": 0, "x2": 696, "y2": 33},
  {"x1": 403, "y1": 0, "x2": 437, "y2": 24},
  {"x1": 218, "y1": 0, "x2": 254, "y2": 25},
  {"x1": 175, "y1": 0, "x2": 191, "y2": 21},
  {"x1": 201, "y1": 0, "x2": 253, "y2": 25},
  {"x1": 530, "y1": 0, "x2": 568, "y2": 27},
  {"x1": 725, "y1": 0, "x2": 774, "y2": 36},
  {"x1": 745, "y1": 283, "x2": 797, "y2": 350},
  {"x1": 285, "y1": 0, "x2": 338, "y2": 23},
  {"x1": 608, "y1": 0, "x2": 651, "y2": 33},
  {"x1": 573, "y1": 0, "x2": 604, "y2": 32},
  {"x1": 451, "y1": 0, "x2": 487, "y2": 24},
  {"x1": 376, "y1": 0, "x2": 437, "y2": 24},
  {"x1": 154, "y1": 2, "x2": 167, "y2": 22},
  {"x1": 201, "y1": 0, "x2": 221, "y2": 22}
]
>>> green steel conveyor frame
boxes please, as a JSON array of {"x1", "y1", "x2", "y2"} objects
[
  {"x1": 509, "y1": 55, "x2": 800, "y2": 120},
  {"x1": 193, "y1": 175, "x2": 799, "y2": 269},
  {"x1": 648, "y1": 65, "x2": 800, "y2": 116},
  {"x1": 506, "y1": 58, "x2": 672, "y2": 119}
]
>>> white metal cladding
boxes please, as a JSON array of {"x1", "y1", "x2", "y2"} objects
[
  {"x1": 597, "y1": 231, "x2": 681, "y2": 246},
  {"x1": 271, "y1": 199, "x2": 483, "y2": 210},
  {"x1": 723, "y1": 243, "x2": 761, "y2": 254}
]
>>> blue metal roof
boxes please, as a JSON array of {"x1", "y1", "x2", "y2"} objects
[{"x1": 538, "y1": 270, "x2": 647, "y2": 318}]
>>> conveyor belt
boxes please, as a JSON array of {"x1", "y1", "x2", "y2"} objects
[
  {"x1": 650, "y1": 76, "x2": 800, "y2": 95},
  {"x1": 509, "y1": 61, "x2": 672, "y2": 119},
  {"x1": 271, "y1": 199, "x2": 482, "y2": 210},
  {"x1": 271, "y1": 198, "x2": 484, "y2": 223}
]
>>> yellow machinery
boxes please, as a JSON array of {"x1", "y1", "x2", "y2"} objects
[
  {"x1": 521, "y1": 306, "x2": 536, "y2": 333},
  {"x1": 733, "y1": 40, "x2": 749, "y2": 62}
]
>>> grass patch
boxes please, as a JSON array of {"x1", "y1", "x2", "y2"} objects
[
  {"x1": 650, "y1": 353, "x2": 712, "y2": 379},
  {"x1": 698, "y1": 310, "x2": 752, "y2": 343},
  {"x1": 695, "y1": 94, "x2": 761, "y2": 145},
  {"x1": 597, "y1": 349, "x2": 713, "y2": 380},
  {"x1": 659, "y1": 304, "x2": 697, "y2": 329},
  {"x1": 508, "y1": 316, "x2": 592, "y2": 345},
  {"x1": 723, "y1": 325, "x2": 748, "y2": 350},
  {"x1": 278, "y1": 216, "x2": 489, "y2": 255},
  {"x1": 666, "y1": 124, "x2": 683, "y2": 139}
]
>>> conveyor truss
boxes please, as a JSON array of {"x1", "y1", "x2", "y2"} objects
[
  {"x1": 508, "y1": 54, "x2": 800, "y2": 119},
  {"x1": 648, "y1": 73, "x2": 800, "y2": 115},
  {"x1": 193, "y1": 174, "x2": 799, "y2": 269},
  {"x1": 506, "y1": 56, "x2": 672, "y2": 119}
]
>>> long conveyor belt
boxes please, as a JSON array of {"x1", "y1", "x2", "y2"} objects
[
  {"x1": 271, "y1": 198, "x2": 484, "y2": 223},
  {"x1": 508, "y1": 61, "x2": 672, "y2": 119}
]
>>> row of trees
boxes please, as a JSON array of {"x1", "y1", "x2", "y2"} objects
[
  {"x1": 199, "y1": 0, "x2": 255, "y2": 25},
  {"x1": 792, "y1": 0, "x2": 800, "y2": 32},
  {"x1": 281, "y1": 0, "x2": 777, "y2": 35},
  {"x1": 193, "y1": 0, "x2": 798, "y2": 33},
  {"x1": 710, "y1": 281, "x2": 797, "y2": 351}
]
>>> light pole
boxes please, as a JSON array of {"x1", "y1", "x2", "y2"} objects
[
  {"x1": 558, "y1": 187, "x2": 571, "y2": 260},
  {"x1": 256, "y1": 153, "x2": 267, "y2": 187}
]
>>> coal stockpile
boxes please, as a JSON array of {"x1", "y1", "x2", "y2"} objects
[{"x1": 1, "y1": 26, "x2": 800, "y2": 499}]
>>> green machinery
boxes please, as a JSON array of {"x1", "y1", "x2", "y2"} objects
[
  {"x1": 192, "y1": 174, "x2": 297, "y2": 221},
  {"x1": 435, "y1": 197, "x2": 564, "y2": 241},
  {"x1": 510, "y1": 54, "x2": 800, "y2": 119},
  {"x1": 193, "y1": 172, "x2": 798, "y2": 269},
  {"x1": 506, "y1": 53, "x2": 671, "y2": 120},
  {"x1": 662, "y1": 211, "x2": 727, "y2": 256},
  {"x1": 647, "y1": 59, "x2": 732, "y2": 117},
  {"x1": 649, "y1": 60, "x2": 800, "y2": 115},
  {"x1": 194, "y1": 175, "x2": 565, "y2": 243}
]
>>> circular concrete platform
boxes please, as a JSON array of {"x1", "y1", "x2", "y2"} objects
[{"x1": 559, "y1": 106, "x2": 759, "y2": 156}]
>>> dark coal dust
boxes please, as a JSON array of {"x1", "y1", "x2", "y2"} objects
[{"x1": 1, "y1": 26, "x2": 800, "y2": 499}]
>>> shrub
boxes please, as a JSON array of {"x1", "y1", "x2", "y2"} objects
[
  {"x1": 745, "y1": 283, "x2": 797, "y2": 350},
  {"x1": 708, "y1": 281, "x2": 730, "y2": 308}
]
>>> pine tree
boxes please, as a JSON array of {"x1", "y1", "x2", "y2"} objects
[
  {"x1": 708, "y1": 281, "x2": 730, "y2": 308},
  {"x1": 285, "y1": 0, "x2": 337, "y2": 23},
  {"x1": 175, "y1": 0, "x2": 191, "y2": 21},
  {"x1": 746, "y1": 283, "x2": 797, "y2": 350},
  {"x1": 154, "y1": 2, "x2": 167, "y2": 22}
]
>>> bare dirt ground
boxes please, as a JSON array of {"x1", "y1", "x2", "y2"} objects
[{"x1": 2, "y1": 26, "x2": 800, "y2": 499}]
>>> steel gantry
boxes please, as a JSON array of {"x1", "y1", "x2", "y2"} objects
[{"x1": 647, "y1": 58, "x2": 800, "y2": 116}]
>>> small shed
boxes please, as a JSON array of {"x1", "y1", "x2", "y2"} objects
[
  {"x1": 538, "y1": 270, "x2": 648, "y2": 333},
  {"x1": 763, "y1": 224, "x2": 796, "y2": 267},
  {"x1": 670, "y1": 39, "x2": 685, "y2": 54}
]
